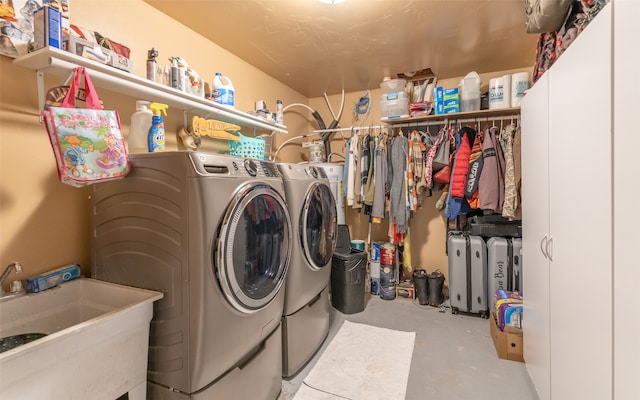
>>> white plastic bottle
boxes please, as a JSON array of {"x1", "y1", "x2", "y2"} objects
[
  {"x1": 128, "y1": 101, "x2": 153, "y2": 154},
  {"x1": 212, "y1": 72, "x2": 235, "y2": 107},
  {"x1": 276, "y1": 99, "x2": 284, "y2": 125}
]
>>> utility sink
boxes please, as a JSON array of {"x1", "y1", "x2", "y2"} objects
[{"x1": 0, "y1": 278, "x2": 162, "y2": 400}]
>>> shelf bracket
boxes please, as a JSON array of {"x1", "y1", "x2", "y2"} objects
[{"x1": 37, "y1": 70, "x2": 45, "y2": 122}]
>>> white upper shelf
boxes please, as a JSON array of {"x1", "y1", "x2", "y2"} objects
[
  {"x1": 13, "y1": 47, "x2": 288, "y2": 134},
  {"x1": 381, "y1": 107, "x2": 521, "y2": 125}
]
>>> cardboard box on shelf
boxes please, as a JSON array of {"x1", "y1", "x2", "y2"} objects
[
  {"x1": 63, "y1": 34, "x2": 109, "y2": 64},
  {"x1": 33, "y1": 6, "x2": 62, "y2": 51},
  {"x1": 489, "y1": 310, "x2": 524, "y2": 362},
  {"x1": 43, "y1": 0, "x2": 70, "y2": 35},
  {"x1": 106, "y1": 51, "x2": 135, "y2": 73},
  {"x1": 63, "y1": 34, "x2": 134, "y2": 73}
]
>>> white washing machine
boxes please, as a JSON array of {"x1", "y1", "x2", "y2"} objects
[
  {"x1": 277, "y1": 163, "x2": 337, "y2": 378},
  {"x1": 312, "y1": 162, "x2": 345, "y2": 224},
  {"x1": 92, "y1": 152, "x2": 292, "y2": 400}
]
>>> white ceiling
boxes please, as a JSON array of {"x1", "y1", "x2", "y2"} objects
[{"x1": 144, "y1": 0, "x2": 538, "y2": 98}]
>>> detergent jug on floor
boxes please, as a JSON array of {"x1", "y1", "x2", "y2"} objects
[
  {"x1": 212, "y1": 72, "x2": 235, "y2": 107},
  {"x1": 148, "y1": 103, "x2": 168, "y2": 152}
]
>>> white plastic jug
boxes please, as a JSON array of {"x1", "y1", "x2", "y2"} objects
[
  {"x1": 128, "y1": 100, "x2": 152, "y2": 154},
  {"x1": 459, "y1": 71, "x2": 481, "y2": 112},
  {"x1": 212, "y1": 72, "x2": 235, "y2": 107}
]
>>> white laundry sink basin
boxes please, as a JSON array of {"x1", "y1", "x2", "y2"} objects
[{"x1": 0, "y1": 278, "x2": 162, "y2": 400}]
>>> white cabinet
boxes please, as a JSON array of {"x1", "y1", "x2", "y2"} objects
[
  {"x1": 522, "y1": 3, "x2": 614, "y2": 399},
  {"x1": 612, "y1": 3, "x2": 640, "y2": 399},
  {"x1": 546, "y1": 8, "x2": 612, "y2": 398},
  {"x1": 520, "y1": 71, "x2": 551, "y2": 400}
]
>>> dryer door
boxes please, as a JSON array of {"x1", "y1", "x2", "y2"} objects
[
  {"x1": 217, "y1": 183, "x2": 292, "y2": 313},
  {"x1": 300, "y1": 182, "x2": 337, "y2": 270}
]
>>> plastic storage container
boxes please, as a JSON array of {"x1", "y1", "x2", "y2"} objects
[
  {"x1": 380, "y1": 91, "x2": 410, "y2": 120},
  {"x1": 380, "y1": 78, "x2": 407, "y2": 94},
  {"x1": 459, "y1": 72, "x2": 481, "y2": 112},
  {"x1": 330, "y1": 225, "x2": 367, "y2": 314}
]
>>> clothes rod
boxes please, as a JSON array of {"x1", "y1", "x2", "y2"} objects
[{"x1": 312, "y1": 114, "x2": 520, "y2": 133}]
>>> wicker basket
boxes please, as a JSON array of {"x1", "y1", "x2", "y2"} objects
[{"x1": 228, "y1": 133, "x2": 265, "y2": 160}]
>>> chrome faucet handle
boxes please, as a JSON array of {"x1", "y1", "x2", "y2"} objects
[
  {"x1": 10, "y1": 280, "x2": 24, "y2": 293},
  {"x1": 0, "y1": 261, "x2": 23, "y2": 297}
]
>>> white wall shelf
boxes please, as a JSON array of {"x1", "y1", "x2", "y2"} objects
[
  {"x1": 381, "y1": 107, "x2": 520, "y2": 125},
  {"x1": 13, "y1": 47, "x2": 288, "y2": 134}
]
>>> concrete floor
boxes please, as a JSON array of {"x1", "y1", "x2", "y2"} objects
[{"x1": 279, "y1": 294, "x2": 539, "y2": 400}]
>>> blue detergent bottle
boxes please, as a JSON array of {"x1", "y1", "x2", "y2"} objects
[{"x1": 148, "y1": 102, "x2": 169, "y2": 152}]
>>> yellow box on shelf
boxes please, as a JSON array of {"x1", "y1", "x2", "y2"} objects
[{"x1": 192, "y1": 116, "x2": 240, "y2": 141}]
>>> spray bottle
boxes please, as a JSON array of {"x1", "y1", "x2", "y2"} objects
[
  {"x1": 128, "y1": 100, "x2": 152, "y2": 154},
  {"x1": 148, "y1": 103, "x2": 169, "y2": 152}
]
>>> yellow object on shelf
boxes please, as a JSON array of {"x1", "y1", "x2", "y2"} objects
[{"x1": 192, "y1": 116, "x2": 241, "y2": 141}]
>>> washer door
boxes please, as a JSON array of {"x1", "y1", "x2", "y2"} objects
[
  {"x1": 217, "y1": 183, "x2": 292, "y2": 313},
  {"x1": 300, "y1": 182, "x2": 337, "y2": 270}
]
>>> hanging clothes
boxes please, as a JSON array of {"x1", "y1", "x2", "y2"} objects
[
  {"x1": 346, "y1": 134, "x2": 359, "y2": 207},
  {"x1": 407, "y1": 131, "x2": 419, "y2": 212},
  {"x1": 357, "y1": 134, "x2": 370, "y2": 207},
  {"x1": 465, "y1": 128, "x2": 484, "y2": 209},
  {"x1": 425, "y1": 126, "x2": 447, "y2": 189},
  {"x1": 364, "y1": 134, "x2": 376, "y2": 208},
  {"x1": 500, "y1": 123, "x2": 518, "y2": 220},
  {"x1": 372, "y1": 136, "x2": 388, "y2": 222},
  {"x1": 478, "y1": 126, "x2": 506, "y2": 214},
  {"x1": 342, "y1": 133, "x2": 351, "y2": 198},
  {"x1": 512, "y1": 125, "x2": 522, "y2": 219},
  {"x1": 411, "y1": 130, "x2": 427, "y2": 195},
  {"x1": 390, "y1": 134, "x2": 409, "y2": 234},
  {"x1": 445, "y1": 127, "x2": 476, "y2": 220},
  {"x1": 449, "y1": 127, "x2": 476, "y2": 198},
  {"x1": 386, "y1": 130, "x2": 394, "y2": 196}
]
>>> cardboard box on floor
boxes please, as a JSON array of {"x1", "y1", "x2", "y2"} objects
[{"x1": 490, "y1": 310, "x2": 524, "y2": 362}]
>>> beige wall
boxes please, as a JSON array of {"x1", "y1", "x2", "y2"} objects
[{"x1": 0, "y1": 0, "x2": 530, "y2": 293}]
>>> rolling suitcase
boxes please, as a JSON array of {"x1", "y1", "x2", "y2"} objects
[
  {"x1": 487, "y1": 237, "x2": 523, "y2": 312},
  {"x1": 447, "y1": 233, "x2": 489, "y2": 318},
  {"x1": 468, "y1": 213, "x2": 522, "y2": 238},
  {"x1": 512, "y1": 238, "x2": 522, "y2": 292}
]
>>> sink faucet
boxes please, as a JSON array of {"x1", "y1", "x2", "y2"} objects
[{"x1": 1, "y1": 261, "x2": 23, "y2": 297}]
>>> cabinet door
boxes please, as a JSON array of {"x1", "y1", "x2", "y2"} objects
[
  {"x1": 613, "y1": 2, "x2": 640, "y2": 399},
  {"x1": 521, "y1": 72, "x2": 551, "y2": 400},
  {"x1": 547, "y1": 4, "x2": 612, "y2": 399}
]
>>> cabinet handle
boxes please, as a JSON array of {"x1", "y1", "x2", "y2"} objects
[
  {"x1": 540, "y1": 234, "x2": 549, "y2": 258},
  {"x1": 546, "y1": 236, "x2": 554, "y2": 261}
]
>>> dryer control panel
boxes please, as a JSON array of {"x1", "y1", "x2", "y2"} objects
[{"x1": 260, "y1": 161, "x2": 281, "y2": 178}]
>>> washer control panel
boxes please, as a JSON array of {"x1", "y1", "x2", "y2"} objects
[
  {"x1": 243, "y1": 159, "x2": 258, "y2": 176},
  {"x1": 260, "y1": 161, "x2": 280, "y2": 178},
  {"x1": 306, "y1": 166, "x2": 318, "y2": 178},
  {"x1": 192, "y1": 152, "x2": 282, "y2": 179}
]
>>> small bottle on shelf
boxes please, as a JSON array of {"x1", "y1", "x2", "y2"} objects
[
  {"x1": 276, "y1": 99, "x2": 283, "y2": 125},
  {"x1": 146, "y1": 48, "x2": 158, "y2": 82}
]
